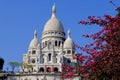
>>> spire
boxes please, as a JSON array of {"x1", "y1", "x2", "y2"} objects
[
  {"x1": 68, "y1": 29, "x2": 71, "y2": 38},
  {"x1": 34, "y1": 30, "x2": 37, "y2": 38},
  {"x1": 52, "y1": 3, "x2": 56, "y2": 17}
]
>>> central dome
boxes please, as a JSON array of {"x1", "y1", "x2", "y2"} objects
[
  {"x1": 43, "y1": 4, "x2": 64, "y2": 32},
  {"x1": 43, "y1": 17, "x2": 64, "y2": 32}
]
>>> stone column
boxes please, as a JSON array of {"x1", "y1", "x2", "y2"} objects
[
  {"x1": 51, "y1": 65, "x2": 54, "y2": 72},
  {"x1": 44, "y1": 54, "x2": 47, "y2": 63},
  {"x1": 44, "y1": 65, "x2": 46, "y2": 73}
]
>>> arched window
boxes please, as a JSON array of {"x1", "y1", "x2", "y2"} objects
[
  {"x1": 58, "y1": 41, "x2": 61, "y2": 47},
  {"x1": 32, "y1": 50, "x2": 36, "y2": 54},
  {"x1": 48, "y1": 53, "x2": 51, "y2": 61},
  {"x1": 54, "y1": 67, "x2": 58, "y2": 72},
  {"x1": 39, "y1": 67, "x2": 44, "y2": 72},
  {"x1": 67, "y1": 50, "x2": 71, "y2": 54},
  {"x1": 47, "y1": 67, "x2": 51, "y2": 72},
  {"x1": 55, "y1": 40, "x2": 57, "y2": 46}
]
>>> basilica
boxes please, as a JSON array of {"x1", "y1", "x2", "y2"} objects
[{"x1": 7, "y1": 4, "x2": 81, "y2": 80}]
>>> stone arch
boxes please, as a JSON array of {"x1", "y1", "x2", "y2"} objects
[
  {"x1": 39, "y1": 67, "x2": 44, "y2": 72},
  {"x1": 46, "y1": 67, "x2": 51, "y2": 72},
  {"x1": 54, "y1": 67, "x2": 58, "y2": 72}
]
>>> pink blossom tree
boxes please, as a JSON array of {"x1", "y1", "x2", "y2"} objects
[{"x1": 62, "y1": 5, "x2": 120, "y2": 80}]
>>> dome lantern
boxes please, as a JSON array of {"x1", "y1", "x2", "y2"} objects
[{"x1": 52, "y1": 4, "x2": 56, "y2": 17}]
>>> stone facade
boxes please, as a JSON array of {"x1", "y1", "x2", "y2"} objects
[
  {"x1": 7, "y1": 73, "x2": 81, "y2": 80},
  {"x1": 7, "y1": 4, "x2": 81, "y2": 80},
  {"x1": 22, "y1": 4, "x2": 76, "y2": 73}
]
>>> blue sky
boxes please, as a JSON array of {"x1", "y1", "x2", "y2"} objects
[{"x1": 0, "y1": 0, "x2": 119, "y2": 71}]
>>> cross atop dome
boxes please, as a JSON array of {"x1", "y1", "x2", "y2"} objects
[{"x1": 52, "y1": 4, "x2": 56, "y2": 17}]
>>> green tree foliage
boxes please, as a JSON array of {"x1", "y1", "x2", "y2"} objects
[
  {"x1": 20, "y1": 62, "x2": 33, "y2": 72},
  {"x1": 0, "y1": 57, "x2": 4, "y2": 71},
  {"x1": 8, "y1": 62, "x2": 20, "y2": 72},
  {"x1": 23, "y1": 63, "x2": 32, "y2": 69},
  {"x1": 63, "y1": 3, "x2": 120, "y2": 80}
]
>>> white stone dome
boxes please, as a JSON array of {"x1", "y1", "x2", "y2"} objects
[
  {"x1": 29, "y1": 30, "x2": 40, "y2": 48},
  {"x1": 43, "y1": 17, "x2": 64, "y2": 32},
  {"x1": 64, "y1": 30, "x2": 75, "y2": 49},
  {"x1": 43, "y1": 4, "x2": 64, "y2": 32}
]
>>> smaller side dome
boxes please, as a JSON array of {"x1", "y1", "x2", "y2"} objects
[
  {"x1": 29, "y1": 30, "x2": 40, "y2": 49},
  {"x1": 64, "y1": 30, "x2": 75, "y2": 49}
]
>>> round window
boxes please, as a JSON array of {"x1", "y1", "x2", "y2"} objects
[{"x1": 32, "y1": 59, "x2": 35, "y2": 63}]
